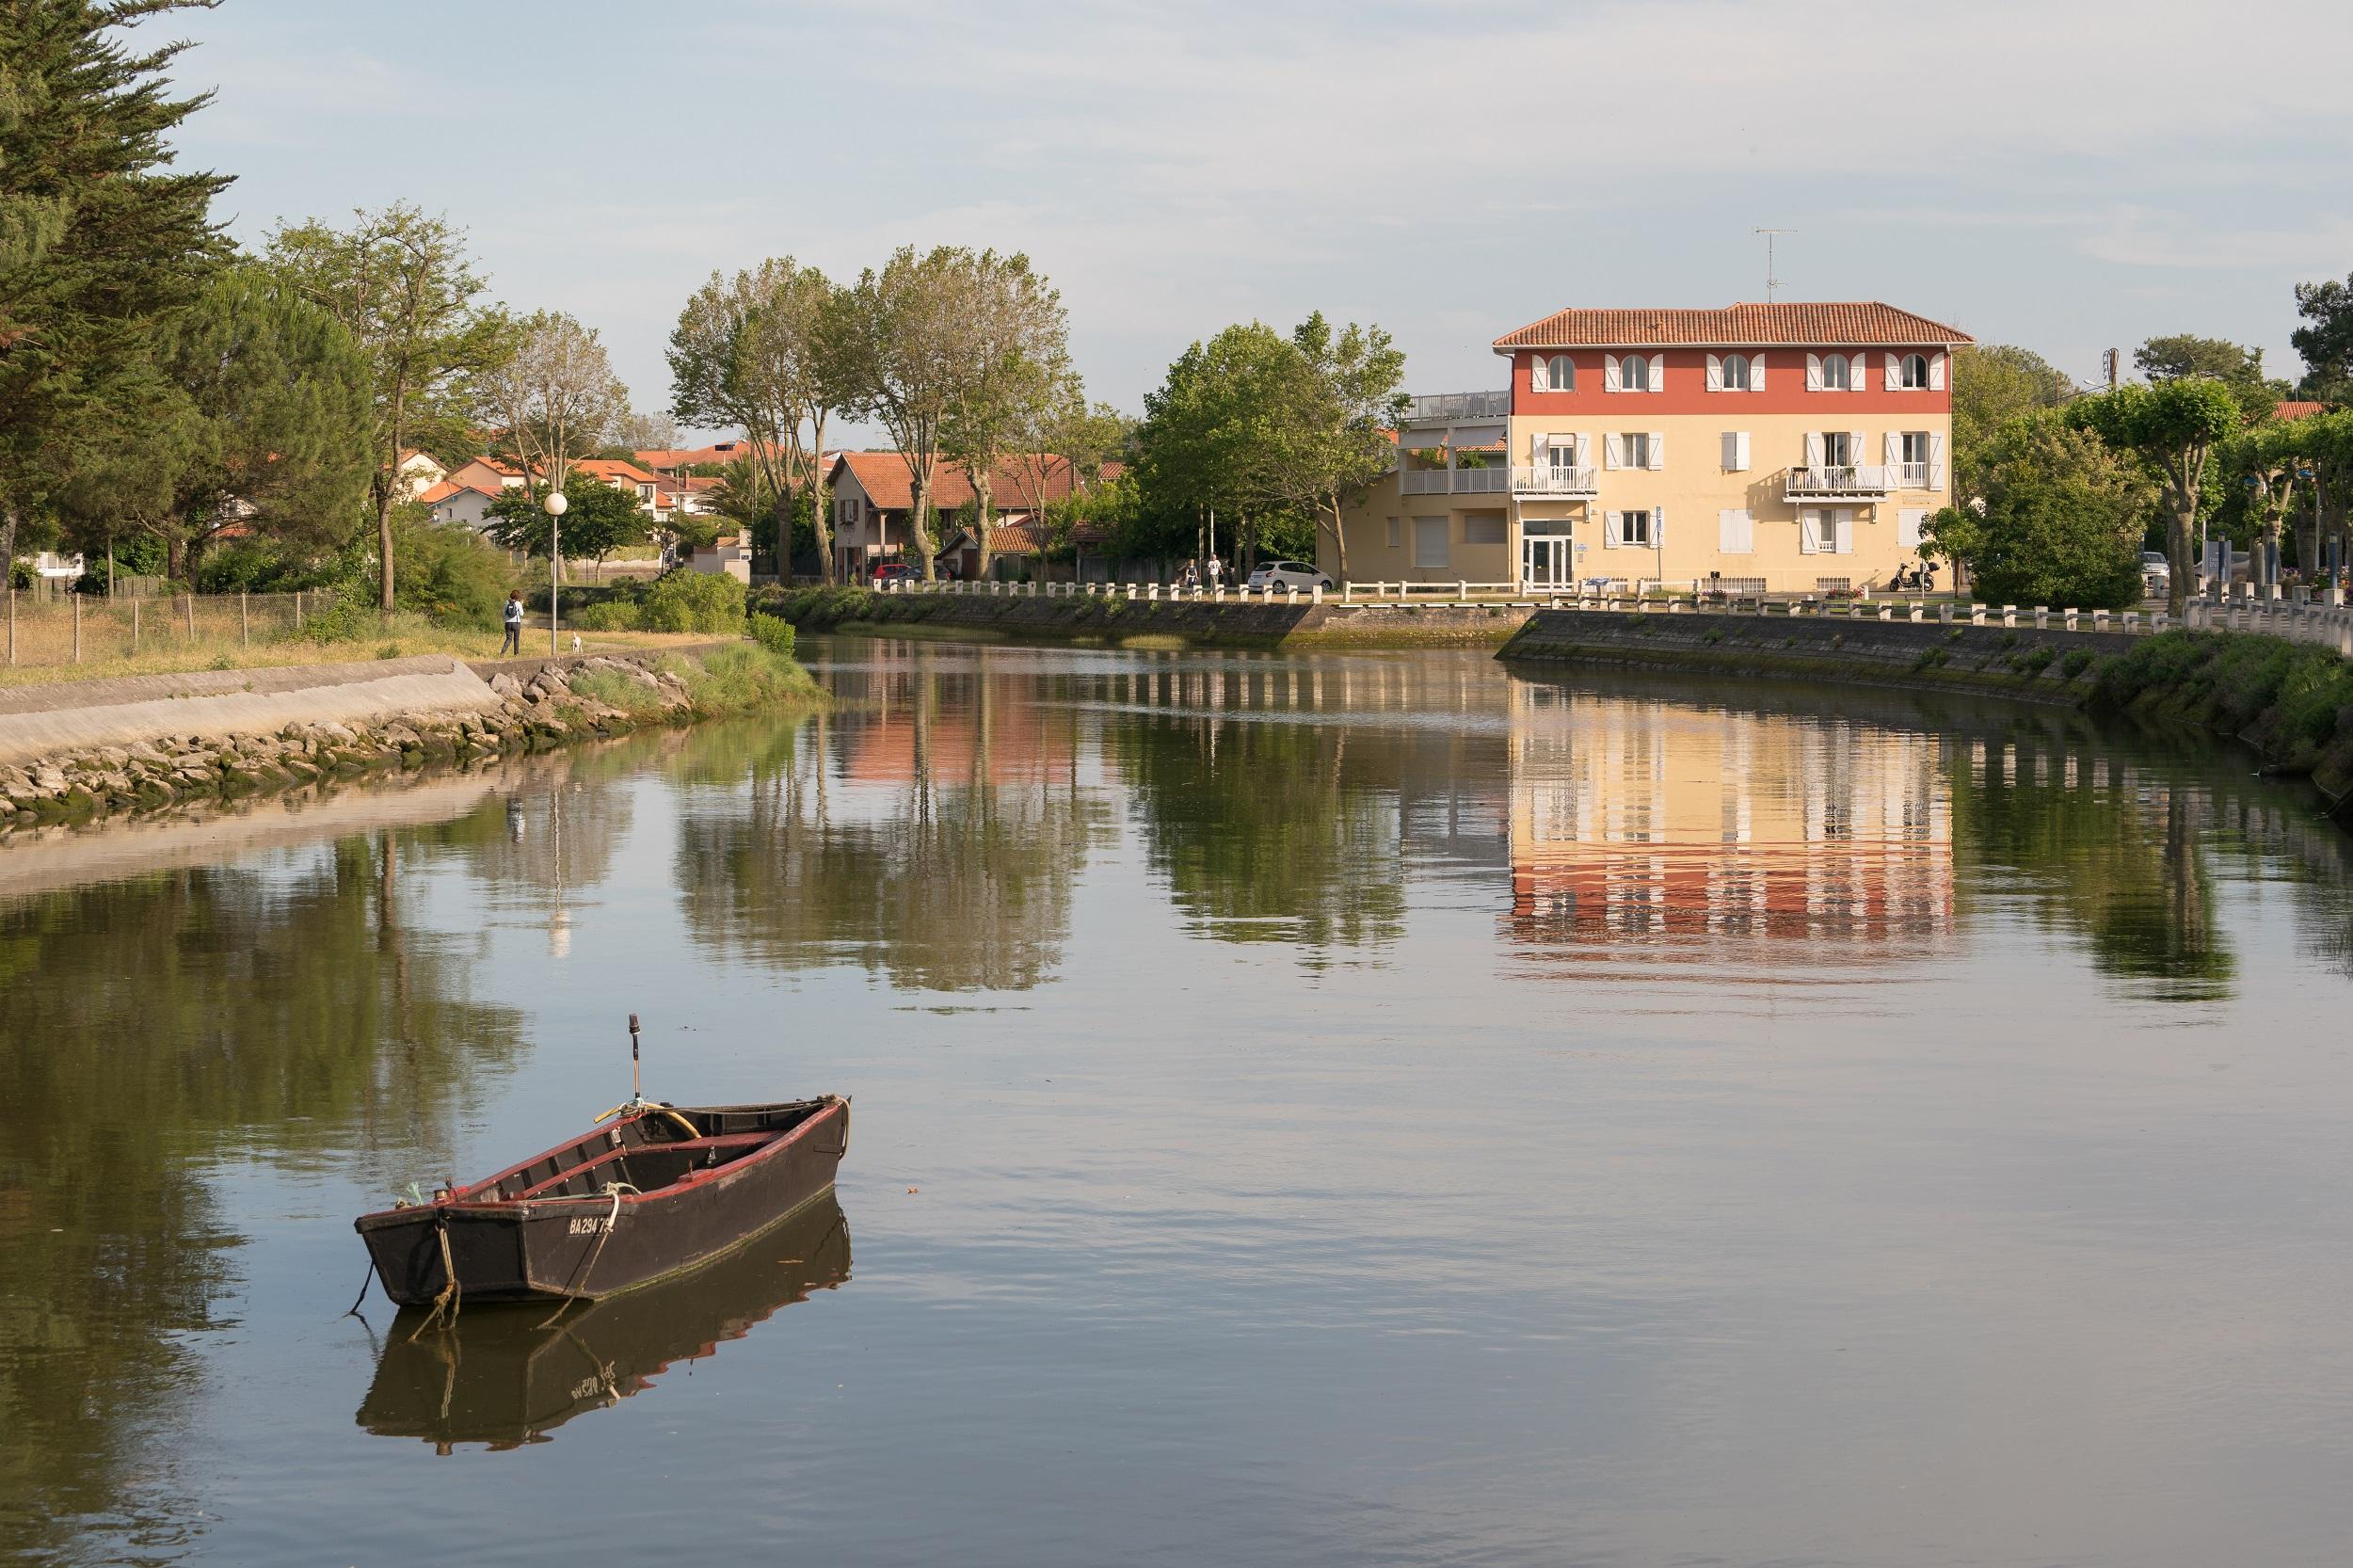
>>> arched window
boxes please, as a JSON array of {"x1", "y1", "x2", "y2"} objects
[
  {"x1": 1821, "y1": 353, "x2": 1851, "y2": 391},
  {"x1": 1621, "y1": 355, "x2": 1651, "y2": 392},
  {"x1": 1899, "y1": 352, "x2": 1930, "y2": 390},
  {"x1": 1545, "y1": 354, "x2": 1575, "y2": 392},
  {"x1": 1722, "y1": 353, "x2": 1751, "y2": 391}
]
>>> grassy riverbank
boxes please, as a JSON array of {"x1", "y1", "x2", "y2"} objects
[
  {"x1": 2088, "y1": 632, "x2": 2353, "y2": 804},
  {"x1": 758, "y1": 584, "x2": 1530, "y2": 648}
]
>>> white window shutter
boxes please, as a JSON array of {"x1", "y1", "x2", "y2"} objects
[
  {"x1": 1836, "y1": 510, "x2": 1855, "y2": 554},
  {"x1": 1848, "y1": 430, "x2": 1865, "y2": 469},
  {"x1": 1752, "y1": 353, "x2": 1766, "y2": 392},
  {"x1": 1530, "y1": 355, "x2": 1546, "y2": 393},
  {"x1": 1529, "y1": 431, "x2": 1549, "y2": 468},
  {"x1": 1603, "y1": 433, "x2": 1624, "y2": 470},
  {"x1": 1574, "y1": 432, "x2": 1593, "y2": 469},
  {"x1": 1602, "y1": 513, "x2": 1619, "y2": 548},
  {"x1": 1647, "y1": 353, "x2": 1665, "y2": 392},
  {"x1": 1604, "y1": 354, "x2": 1621, "y2": 392},
  {"x1": 1929, "y1": 352, "x2": 1947, "y2": 391},
  {"x1": 1735, "y1": 430, "x2": 1751, "y2": 471},
  {"x1": 1706, "y1": 353, "x2": 1723, "y2": 391},
  {"x1": 1806, "y1": 353, "x2": 1823, "y2": 391},
  {"x1": 1929, "y1": 431, "x2": 1947, "y2": 491},
  {"x1": 1804, "y1": 431, "x2": 1825, "y2": 468},
  {"x1": 1883, "y1": 430, "x2": 1902, "y2": 466},
  {"x1": 1897, "y1": 507, "x2": 1925, "y2": 549},
  {"x1": 1721, "y1": 431, "x2": 1737, "y2": 470},
  {"x1": 1800, "y1": 513, "x2": 1818, "y2": 553},
  {"x1": 1647, "y1": 432, "x2": 1665, "y2": 470},
  {"x1": 1885, "y1": 351, "x2": 1901, "y2": 390}
]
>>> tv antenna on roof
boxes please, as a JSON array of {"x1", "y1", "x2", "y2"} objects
[{"x1": 1753, "y1": 228, "x2": 1795, "y2": 301}]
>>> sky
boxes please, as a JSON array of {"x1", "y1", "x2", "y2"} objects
[{"x1": 164, "y1": 0, "x2": 2353, "y2": 437}]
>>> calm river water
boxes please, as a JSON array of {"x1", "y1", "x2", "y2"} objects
[{"x1": 5, "y1": 637, "x2": 2351, "y2": 1568}]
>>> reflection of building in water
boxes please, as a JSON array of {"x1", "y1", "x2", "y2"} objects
[{"x1": 1507, "y1": 681, "x2": 1951, "y2": 948}]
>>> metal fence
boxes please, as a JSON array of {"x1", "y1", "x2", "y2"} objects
[{"x1": 2, "y1": 588, "x2": 340, "y2": 670}]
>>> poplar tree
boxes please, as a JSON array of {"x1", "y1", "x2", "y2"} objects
[{"x1": 0, "y1": 0, "x2": 229, "y2": 572}]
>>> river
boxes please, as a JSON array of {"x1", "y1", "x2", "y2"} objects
[{"x1": 3, "y1": 636, "x2": 2349, "y2": 1568}]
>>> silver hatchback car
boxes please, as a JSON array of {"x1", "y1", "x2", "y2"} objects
[{"x1": 1245, "y1": 560, "x2": 1335, "y2": 591}]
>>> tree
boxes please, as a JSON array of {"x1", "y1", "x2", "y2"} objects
[
  {"x1": 2135, "y1": 334, "x2": 2279, "y2": 404},
  {"x1": 1288, "y1": 312, "x2": 1407, "y2": 581},
  {"x1": 475, "y1": 309, "x2": 628, "y2": 520},
  {"x1": 1949, "y1": 344, "x2": 2074, "y2": 504},
  {"x1": 264, "y1": 204, "x2": 504, "y2": 610},
  {"x1": 669, "y1": 259, "x2": 845, "y2": 579},
  {"x1": 940, "y1": 251, "x2": 1068, "y2": 580},
  {"x1": 2291, "y1": 272, "x2": 2353, "y2": 404},
  {"x1": 1922, "y1": 417, "x2": 2153, "y2": 610},
  {"x1": 160, "y1": 264, "x2": 373, "y2": 580},
  {"x1": 0, "y1": 0, "x2": 229, "y2": 575},
  {"x1": 613, "y1": 409, "x2": 677, "y2": 454},
  {"x1": 483, "y1": 474, "x2": 645, "y2": 580},
  {"x1": 1135, "y1": 322, "x2": 1310, "y2": 570},
  {"x1": 832, "y1": 246, "x2": 977, "y2": 580},
  {"x1": 2068, "y1": 378, "x2": 2243, "y2": 614}
]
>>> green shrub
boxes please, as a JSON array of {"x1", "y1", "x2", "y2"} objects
[
  {"x1": 2019, "y1": 646, "x2": 2056, "y2": 675},
  {"x1": 569, "y1": 667, "x2": 664, "y2": 715},
  {"x1": 570, "y1": 601, "x2": 641, "y2": 632},
  {"x1": 1912, "y1": 647, "x2": 1949, "y2": 671},
  {"x1": 749, "y1": 613, "x2": 795, "y2": 655},
  {"x1": 639, "y1": 570, "x2": 747, "y2": 634},
  {"x1": 290, "y1": 593, "x2": 378, "y2": 645},
  {"x1": 391, "y1": 512, "x2": 517, "y2": 628},
  {"x1": 2060, "y1": 648, "x2": 2094, "y2": 678},
  {"x1": 656, "y1": 644, "x2": 819, "y2": 712}
]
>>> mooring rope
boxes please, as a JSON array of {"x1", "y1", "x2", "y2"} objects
[
  {"x1": 408, "y1": 1219, "x2": 463, "y2": 1340},
  {"x1": 535, "y1": 1182, "x2": 640, "y2": 1330}
]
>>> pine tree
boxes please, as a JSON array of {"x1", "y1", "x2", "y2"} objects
[{"x1": 0, "y1": 0, "x2": 230, "y2": 570}]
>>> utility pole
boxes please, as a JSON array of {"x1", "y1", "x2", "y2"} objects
[
  {"x1": 2103, "y1": 347, "x2": 2120, "y2": 390},
  {"x1": 1753, "y1": 228, "x2": 1795, "y2": 301}
]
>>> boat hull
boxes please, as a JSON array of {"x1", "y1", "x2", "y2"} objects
[{"x1": 356, "y1": 1097, "x2": 849, "y2": 1306}]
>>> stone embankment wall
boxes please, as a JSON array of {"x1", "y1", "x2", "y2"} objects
[
  {"x1": 0, "y1": 651, "x2": 699, "y2": 825},
  {"x1": 1499, "y1": 608, "x2": 2140, "y2": 706},
  {"x1": 763, "y1": 585, "x2": 1534, "y2": 647}
]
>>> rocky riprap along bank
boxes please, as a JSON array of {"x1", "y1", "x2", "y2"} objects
[{"x1": 0, "y1": 654, "x2": 692, "y2": 824}]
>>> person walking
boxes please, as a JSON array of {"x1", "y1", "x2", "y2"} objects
[
  {"x1": 501, "y1": 590, "x2": 524, "y2": 656},
  {"x1": 1205, "y1": 553, "x2": 1224, "y2": 592}
]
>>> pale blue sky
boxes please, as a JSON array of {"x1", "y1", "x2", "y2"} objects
[{"x1": 168, "y1": 0, "x2": 2353, "y2": 432}]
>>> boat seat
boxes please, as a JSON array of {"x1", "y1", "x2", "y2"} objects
[{"x1": 504, "y1": 1131, "x2": 775, "y2": 1202}]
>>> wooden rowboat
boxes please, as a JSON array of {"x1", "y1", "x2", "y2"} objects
[
  {"x1": 354, "y1": 1096, "x2": 850, "y2": 1307},
  {"x1": 357, "y1": 1192, "x2": 851, "y2": 1451}
]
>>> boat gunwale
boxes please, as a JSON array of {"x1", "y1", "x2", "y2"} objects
[{"x1": 352, "y1": 1096, "x2": 844, "y2": 1230}]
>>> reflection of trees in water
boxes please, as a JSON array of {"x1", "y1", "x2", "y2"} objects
[
  {"x1": 0, "y1": 834, "x2": 525, "y2": 1564},
  {"x1": 671, "y1": 664, "x2": 1111, "y2": 991},
  {"x1": 1948, "y1": 737, "x2": 2237, "y2": 1000},
  {"x1": 1109, "y1": 708, "x2": 1406, "y2": 954}
]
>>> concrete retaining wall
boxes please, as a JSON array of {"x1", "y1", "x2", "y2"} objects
[
  {"x1": 766, "y1": 586, "x2": 1534, "y2": 647},
  {"x1": 0, "y1": 655, "x2": 505, "y2": 767},
  {"x1": 1499, "y1": 608, "x2": 2140, "y2": 706}
]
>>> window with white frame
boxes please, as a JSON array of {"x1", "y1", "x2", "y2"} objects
[
  {"x1": 1621, "y1": 355, "x2": 1651, "y2": 392},
  {"x1": 1820, "y1": 432, "x2": 1851, "y2": 468},
  {"x1": 1722, "y1": 353, "x2": 1751, "y2": 391},
  {"x1": 1899, "y1": 431, "x2": 1930, "y2": 485},
  {"x1": 1412, "y1": 517, "x2": 1449, "y2": 568},
  {"x1": 1622, "y1": 432, "x2": 1651, "y2": 470},
  {"x1": 1618, "y1": 510, "x2": 1652, "y2": 547},
  {"x1": 1720, "y1": 431, "x2": 1750, "y2": 472},
  {"x1": 1821, "y1": 353, "x2": 1851, "y2": 391},
  {"x1": 1545, "y1": 355, "x2": 1575, "y2": 392},
  {"x1": 1898, "y1": 353, "x2": 1930, "y2": 390}
]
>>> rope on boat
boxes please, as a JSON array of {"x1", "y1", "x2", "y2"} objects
[
  {"x1": 535, "y1": 1181, "x2": 641, "y2": 1330},
  {"x1": 592, "y1": 1100, "x2": 702, "y2": 1143},
  {"x1": 343, "y1": 1255, "x2": 377, "y2": 1319},
  {"x1": 408, "y1": 1219, "x2": 463, "y2": 1340}
]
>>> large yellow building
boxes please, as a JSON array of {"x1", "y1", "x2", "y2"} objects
[{"x1": 1324, "y1": 301, "x2": 1974, "y2": 595}]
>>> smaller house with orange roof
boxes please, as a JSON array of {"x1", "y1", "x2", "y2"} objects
[
  {"x1": 393, "y1": 448, "x2": 447, "y2": 500},
  {"x1": 826, "y1": 451, "x2": 1119, "y2": 580}
]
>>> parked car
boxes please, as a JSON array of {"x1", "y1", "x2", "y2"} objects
[
  {"x1": 871, "y1": 561, "x2": 919, "y2": 584},
  {"x1": 1245, "y1": 561, "x2": 1334, "y2": 592},
  {"x1": 2141, "y1": 551, "x2": 2170, "y2": 589}
]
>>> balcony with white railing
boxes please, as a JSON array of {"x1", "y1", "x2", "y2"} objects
[
  {"x1": 1784, "y1": 465, "x2": 1895, "y2": 499},
  {"x1": 1401, "y1": 463, "x2": 1511, "y2": 495},
  {"x1": 1512, "y1": 465, "x2": 1599, "y2": 498},
  {"x1": 1402, "y1": 390, "x2": 1512, "y2": 424},
  {"x1": 1896, "y1": 461, "x2": 1930, "y2": 488}
]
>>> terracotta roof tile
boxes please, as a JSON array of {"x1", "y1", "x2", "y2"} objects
[
  {"x1": 2275, "y1": 400, "x2": 2329, "y2": 420},
  {"x1": 829, "y1": 451, "x2": 1109, "y2": 513},
  {"x1": 1494, "y1": 301, "x2": 1975, "y2": 349}
]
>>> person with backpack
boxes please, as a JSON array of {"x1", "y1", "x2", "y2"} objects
[{"x1": 502, "y1": 591, "x2": 524, "y2": 655}]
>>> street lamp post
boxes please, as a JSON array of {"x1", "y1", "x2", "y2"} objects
[{"x1": 544, "y1": 489, "x2": 568, "y2": 656}]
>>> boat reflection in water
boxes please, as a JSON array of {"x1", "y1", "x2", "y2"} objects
[{"x1": 358, "y1": 1193, "x2": 850, "y2": 1453}]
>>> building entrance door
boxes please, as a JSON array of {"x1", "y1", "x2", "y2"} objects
[{"x1": 1523, "y1": 533, "x2": 1570, "y2": 590}]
